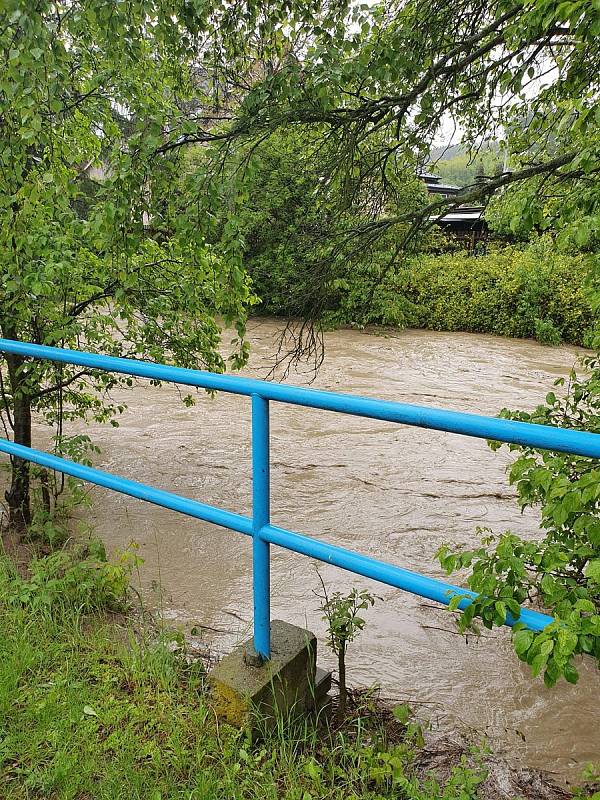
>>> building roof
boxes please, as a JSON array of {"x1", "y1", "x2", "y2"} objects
[
  {"x1": 418, "y1": 171, "x2": 441, "y2": 183},
  {"x1": 427, "y1": 184, "x2": 463, "y2": 194},
  {"x1": 418, "y1": 172, "x2": 462, "y2": 194},
  {"x1": 438, "y1": 208, "x2": 483, "y2": 222}
]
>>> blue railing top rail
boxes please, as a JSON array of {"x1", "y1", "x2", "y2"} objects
[
  {"x1": 1, "y1": 338, "x2": 599, "y2": 458},
  {"x1": 1, "y1": 337, "x2": 598, "y2": 656}
]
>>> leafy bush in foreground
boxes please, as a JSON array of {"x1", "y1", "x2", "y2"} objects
[
  {"x1": 6, "y1": 540, "x2": 139, "y2": 613},
  {"x1": 438, "y1": 354, "x2": 600, "y2": 686}
]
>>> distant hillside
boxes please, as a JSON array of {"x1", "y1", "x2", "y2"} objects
[
  {"x1": 427, "y1": 142, "x2": 502, "y2": 187},
  {"x1": 428, "y1": 143, "x2": 465, "y2": 161}
]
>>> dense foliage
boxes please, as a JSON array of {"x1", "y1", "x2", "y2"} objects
[
  {"x1": 6, "y1": 539, "x2": 137, "y2": 613},
  {"x1": 199, "y1": 127, "x2": 595, "y2": 347},
  {"x1": 203, "y1": 0, "x2": 600, "y2": 262},
  {"x1": 185, "y1": 128, "x2": 430, "y2": 323},
  {"x1": 0, "y1": 1, "x2": 254, "y2": 529},
  {"x1": 246, "y1": 225, "x2": 594, "y2": 346},
  {"x1": 438, "y1": 356, "x2": 600, "y2": 686},
  {"x1": 397, "y1": 240, "x2": 596, "y2": 346}
]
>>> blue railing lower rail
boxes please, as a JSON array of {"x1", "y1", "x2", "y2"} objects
[{"x1": 1, "y1": 339, "x2": 599, "y2": 658}]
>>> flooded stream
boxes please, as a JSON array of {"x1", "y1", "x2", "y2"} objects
[{"x1": 65, "y1": 320, "x2": 598, "y2": 781}]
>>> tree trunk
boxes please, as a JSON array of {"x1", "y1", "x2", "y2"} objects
[
  {"x1": 4, "y1": 353, "x2": 32, "y2": 532},
  {"x1": 337, "y1": 645, "x2": 347, "y2": 720}
]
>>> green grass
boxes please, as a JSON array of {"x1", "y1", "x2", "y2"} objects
[{"x1": 0, "y1": 551, "x2": 490, "y2": 799}]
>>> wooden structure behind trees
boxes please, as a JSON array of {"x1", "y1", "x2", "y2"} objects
[{"x1": 419, "y1": 173, "x2": 488, "y2": 248}]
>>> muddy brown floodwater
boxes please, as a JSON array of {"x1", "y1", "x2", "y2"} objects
[{"x1": 64, "y1": 320, "x2": 598, "y2": 781}]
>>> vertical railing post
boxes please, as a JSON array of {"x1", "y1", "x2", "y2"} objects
[{"x1": 251, "y1": 393, "x2": 271, "y2": 660}]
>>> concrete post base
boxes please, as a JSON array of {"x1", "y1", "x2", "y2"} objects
[{"x1": 208, "y1": 619, "x2": 330, "y2": 729}]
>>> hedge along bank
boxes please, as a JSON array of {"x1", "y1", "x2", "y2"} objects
[
  {"x1": 315, "y1": 239, "x2": 596, "y2": 346},
  {"x1": 390, "y1": 241, "x2": 596, "y2": 346}
]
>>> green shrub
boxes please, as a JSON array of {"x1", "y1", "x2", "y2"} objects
[
  {"x1": 395, "y1": 237, "x2": 596, "y2": 345},
  {"x1": 437, "y1": 354, "x2": 600, "y2": 687},
  {"x1": 534, "y1": 318, "x2": 562, "y2": 346},
  {"x1": 6, "y1": 540, "x2": 140, "y2": 613},
  {"x1": 198, "y1": 127, "x2": 432, "y2": 320}
]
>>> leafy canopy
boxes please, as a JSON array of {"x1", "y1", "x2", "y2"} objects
[
  {"x1": 193, "y1": 0, "x2": 599, "y2": 252},
  {"x1": 188, "y1": 126, "x2": 430, "y2": 328},
  {"x1": 0, "y1": 0, "x2": 260, "y2": 525},
  {"x1": 0, "y1": 0, "x2": 261, "y2": 465}
]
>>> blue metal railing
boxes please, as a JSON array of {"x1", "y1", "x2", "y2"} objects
[{"x1": 1, "y1": 339, "x2": 600, "y2": 659}]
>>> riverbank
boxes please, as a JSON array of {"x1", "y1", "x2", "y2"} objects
[
  {"x1": 2, "y1": 542, "x2": 593, "y2": 800},
  {"x1": 254, "y1": 238, "x2": 597, "y2": 349}
]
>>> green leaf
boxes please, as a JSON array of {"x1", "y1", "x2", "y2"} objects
[
  {"x1": 513, "y1": 629, "x2": 534, "y2": 657},
  {"x1": 494, "y1": 600, "x2": 507, "y2": 622},
  {"x1": 531, "y1": 653, "x2": 548, "y2": 678},
  {"x1": 392, "y1": 703, "x2": 411, "y2": 724},
  {"x1": 584, "y1": 560, "x2": 600, "y2": 584},
  {"x1": 557, "y1": 629, "x2": 578, "y2": 656},
  {"x1": 448, "y1": 594, "x2": 463, "y2": 611},
  {"x1": 539, "y1": 639, "x2": 554, "y2": 657},
  {"x1": 563, "y1": 662, "x2": 579, "y2": 684}
]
